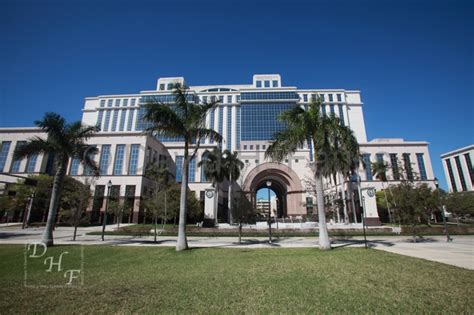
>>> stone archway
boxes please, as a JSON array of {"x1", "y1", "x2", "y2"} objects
[{"x1": 242, "y1": 162, "x2": 306, "y2": 217}]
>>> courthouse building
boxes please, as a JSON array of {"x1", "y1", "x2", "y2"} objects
[{"x1": 0, "y1": 74, "x2": 436, "y2": 225}]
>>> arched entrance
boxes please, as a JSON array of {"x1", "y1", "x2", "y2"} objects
[{"x1": 242, "y1": 162, "x2": 306, "y2": 217}]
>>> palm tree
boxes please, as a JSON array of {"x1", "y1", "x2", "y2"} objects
[
  {"x1": 372, "y1": 160, "x2": 392, "y2": 223},
  {"x1": 198, "y1": 148, "x2": 227, "y2": 224},
  {"x1": 265, "y1": 97, "x2": 358, "y2": 250},
  {"x1": 14, "y1": 112, "x2": 99, "y2": 246},
  {"x1": 223, "y1": 150, "x2": 244, "y2": 224},
  {"x1": 143, "y1": 84, "x2": 222, "y2": 251},
  {"x1": 318, "y1": 116, "x2": 360, "y2": 224}
]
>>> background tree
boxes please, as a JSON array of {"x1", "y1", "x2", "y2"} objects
[
  {"x1": 59, "y1": 177, "x2": 92, "y2": 241},
  {"x1": 14, "y1": 112, "x2": 98, "y2": 246},
  {"x1": 232, "y1": 191, "x2": 255, "y2": 244},
  {"x1": 223, "y1": 150, "x2": 244, "y2": 224},
  {"x1": 371, "y1": 160, "x2": 392, "y2": 223},
  {"x1": 443, "y1": 191, "x2": 474, "y2": 223},
  {"x1": 198, "y1": 148, "x2": 227, "y2": 224},
  {"x1": 143, "y1": 84, "x2": 222, "y2": 251},
  {"x1": 108, "y1": 199, "x2": 130, "y2": 229}
]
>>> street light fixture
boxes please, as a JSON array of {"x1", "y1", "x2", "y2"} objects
[
  {"x1": 101, "y1": 180, "x2": 112, "y2": 241},
  {"x1": 266, "y1": 181, "x2": 272, "y2": 244}
]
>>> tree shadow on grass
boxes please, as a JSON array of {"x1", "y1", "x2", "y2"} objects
[
  {"x1": 330, "y1": 238, "x2": 396, "y2": 249},
  {"x1": 0, "y1": 232, "x2": 31, "y2": 239}
]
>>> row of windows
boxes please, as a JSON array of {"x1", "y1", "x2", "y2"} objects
[
  {"x1": 99, "y1": 98, "x2": 137, "y2": 108},
  {"x1": 362, "y1": 153, "x2": 428, "y2": 181},
  {"x1": 242, "y1": 144, "x2": 267, "y2": 151},
  {"x1": 69, "y1": 144, "x2": 141, "y2": 176},
  {"x1": 256, "y1": 80, "x2": 279, "y2": 88},
  {"x1": 0, "y1": 141, "x2": 40, "y2": 174},
  {"x1": 141, "y1": 94, "x2": 195, "y2": 104},
  {"x1": 300, "y1": 93, "x2": 342, "y2": 103},
  {"x1": 445, "y1": 154, "x2": 473, "y2": 192},
  {"x1": 97, "y1": 109, "x2": 137, "y2": 132},
  {"x1": 241, "y1": 92, "x2": 299, "y2": 101}
]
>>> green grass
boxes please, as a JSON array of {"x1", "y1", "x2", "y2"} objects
[{"x1": 0, "y1": 245, "x2": 473, "y2": 313}]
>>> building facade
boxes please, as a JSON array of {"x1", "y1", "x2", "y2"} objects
[
  {"x1": 79, "y1": 74, "x2": 436, "y2": 225},
  {"x1": 441, "y1": 145, "x2": 474, "y2": 192}
]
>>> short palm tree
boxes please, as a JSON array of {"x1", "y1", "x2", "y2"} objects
[
  {"x1": 14, "y1": 112, "x2": 99, "y2": 246},
  {"x1": 198, "y1": 147, "x2": 227, "y2": 224},
  {"x1": 265, "y1": 97, "x2": 359, "y2": 250},
  {"x1": 223, "y1": 150, "x2": 244, "y2": 224},
  {"x1": 318, "y1": 116, "x2": 360, "y2": 223},
  {"x1": 143, "y1": 84, "x2": 222, "y2": 251}
]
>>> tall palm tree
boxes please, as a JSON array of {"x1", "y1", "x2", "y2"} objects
[
  {"x1": 318, "y1": 116, "x2": 360, "y2": 223},
  {"x1": 223, "y1": 150, "x2": 244, "y2": 224},
  {"x1": 265, "y1": 97, "x2": 359, "y2": 250},
  {"x1": 372, "y1": 160, "x2": 392, "y2": 223},
  {"x1": 198, "y1": 147, "x2": 227, "y2": 224},
  {"x1": 14, "y1": 112, "x2": 99, "y2": 246},
  {"x1": 143, "y1": 84, "x2": 222, "y2": 251}
]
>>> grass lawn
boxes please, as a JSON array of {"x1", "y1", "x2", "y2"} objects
[{"x1": 0, "y1": 246, "x2": 473, "y2": 313}]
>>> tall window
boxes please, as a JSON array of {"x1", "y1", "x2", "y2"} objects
[
  {"x1": 446, "y1": 159, "x2": 457, "y2": 192},
  {"x1": 321, "y1": 104, "x2": 326, "y2": 116},
  {"x1": 328, "y1": 94, "x2": 334, "y2": 102},
  {"x1": 127, "y1": 109, "x2": 135, "y2": 131},
  {"x1": 303, "y1": 94, "x2": 308, "y2": 102},
  {"x1": 219, "y1": 96, "x2": 224, "y2": 103},
  {"x1": 128, "y1": 144, "x2": 140, "y2": 175},
  {"x1": 227, "y1": 95, "x2": 232, "y2": 103},
  {"x1": 111, "y1": 110, "x2": 119, "y2": 131},
  {"x1": 256, "y1": 81, "x2": 262, "y2": 88},
  {"x1": 175, "y1": 156, "x2": 184, "y2": 182},
  {"x1": 454, "y1": 156, "x2": 467, "y2": 191},
  {"x1": 99, "y1": 145, "x2": 111, "y2": 175},
  {"x1": 403, "y1": 153, "x2": 413, "y2": 180},
  {"x1": 236, "y1": 106, "x2": 241, "y2": 150},
  {"x1": 10, "y1": 141, "x2": 26, "y2": 172},
  {"x1": 122, "y1": 99, "x2": 128, "y2": 107},
  {"x1": 336, "y1": 94, "x2": 342, "y2": 102},
  {"x1": 464, "y1": 153, "x2": 474, "y2": 186},
  {"x1": 416, "y1": 153, "x2": 427, "y2": 180},
  {"x1": 115, "y1": 99, "x2": 121, "y2": 107},
  {"x1": 189, "y1": 157, "x2": 196, "y2": 182},
  {"x1": 26, "y1": 154, "x2": 38, "y2": 173},
  {"x1": 103, "y1": 111, "x2": 111, "y2": 131},
  {"x1": 319, "y1": 94, "x2": 325, "y2": 101},
  {"x1": 107, "y1": 99, "x2": 113, "y2": 107},
  {"x1": 96, "y1": 110, "x2": 104, "y2": 129},
  {"x1": 376, "y1": 153, "x2": 384, "y2": 163},
  {"x1": 329, "y1": 104, "x2": 335, "y2": 116},
  {"x1": 264, "y1": 80, "x2": 270, "y2": 88},
  {"x1": 338, "y1": 105, "x2": 345, "y2": 126},
  {"x1": 113, "y1": 145, "x2": 126, "y2": 175},
  {"x1": 272, "y1": 80, "x2": 278, "y2": 87},
  {"x1": 70, "y1": 157, "x2": 80, "y2": 175},
  {"x1": 390, "y1": 153, "x2": 400, "y2": 180},
  {"x1": 218, "y1": 106, "x2": 224, "y2": 138},
  {"x1": 100, "y1": 99, "x2": 106, "y2": 107},
  {"x1": 362, "y1": 154, "x2": 372, "y2": 180},
  {"x1": 83, "y1": 145, "x2": 97, "y2": 176},
  {"x1": 119, "y1": 110, "x2": 127, "y2": 131},
  {"x1": 0, "y1": 141, "x2": 12, "y2": 172}
]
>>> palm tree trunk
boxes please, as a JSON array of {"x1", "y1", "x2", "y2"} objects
[
  {"x1": 214, "y1": 183, "x2": 219, "y2": 225},
  {"x1": 315, "y1": 169, "x2": 331, "y2": 250},
  {"x1": 176, "y1": 148, "x2": 189, "y2": 251},
  {"x1": 338, "y1": 173, "x2": 349, "y2": 223},
  {"x1": 238, "y1": 222, "x2": 242, "y2": 244},
  {"x1": 154, "y1": 214, "x2": 157, "y2": 243},
  {"x1": 228, "y1": 177, "x2": 233, "y2": 224},
  {"x1": 42, "y1": 157, "x2": 67, "y2": 246},
  {"x1": 73, "y1": 226, "x2": 77, "y2": 241}
]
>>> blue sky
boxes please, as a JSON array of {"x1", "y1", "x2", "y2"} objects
[{"x1": 1, "y1": 0, "x2": 473, "y2": 190}]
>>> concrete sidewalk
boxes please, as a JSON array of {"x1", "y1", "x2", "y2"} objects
[{"x1": 0, "y1": 225, "x2": 473, "y2": 270}]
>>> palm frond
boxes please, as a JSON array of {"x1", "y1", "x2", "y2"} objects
[{"x1": 13, "y1": 138, "x2": 56, "y2": 160}]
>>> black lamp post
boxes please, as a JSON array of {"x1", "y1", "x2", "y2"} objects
[
  {"x1": 101, "y1": 180, "x2": 112, "y2": 241},
  {"x1": 266, "y1": 181, "x2": 272, "y2": 244},
  {"x1": 435, "y1": 177, "x2": 452, "y2": 242}
]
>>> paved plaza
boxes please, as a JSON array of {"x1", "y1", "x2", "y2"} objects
[{"x1": 0, "y1": 224, "x2": 472, "y2": 270}]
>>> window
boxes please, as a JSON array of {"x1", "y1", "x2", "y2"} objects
[
  {"x1": 96, "y1": 110, "x2": 104, "y2": 129},
  {"x1": 131, "y1": 98, "x2": 136, "y2": 106},
  {"x1": 115, "y1": 99, "x2": 120, "y2": 107},
  {"x1": 285, "y1": 159, "x2": 288, "y2": 163},
  {"x1": 119, "y1": 110, "x2": 127, "y2": 131},
  {"x1": 218, "y1": 106, "x2": 224, "y2": 138},
  {"x1": 99, "y1": 145, "x2": 111, "y2": 175},
  {"x1": 256, "y1": 145, "x2": 260, "y2": 150},
  {"x1": 122, "y1": 99, "x2": 128, "y2": 107},
  {"x1": 455, "y1": 156, "x2": 467, "y2": 191},
  {"x1": 219, "y1": 96, "x2": 224, "y2": 103},
  {"x1": 83, "y1": 145, "x2": 97, "y2": 176},
  {"x1": 226, "y1": 106, "x2": 232, "y2": 150},
  {"x1": 100, "y1": 100, "x2": 106, "y2": 107},
  {"x1": 336, "y1": 94, "x2": 342, "y2": 102},
  {"x1": 26, "y1": 154, "x2": 38, "y2": 173},
  {"x1": 227, "y1": 95, "x2": 232, "y2": 103},
  {"x1": 264, "y1": 81, "x2": 270, "y2": 88},
  {"x1": 10, "y1": 141, "x2": 26, "y2": 172},
  {"x1": 272, "y1": 80, "x2": 278, "y2": 87},
  {"x1": 319, "y1": 94, "x2": 325, "y2": 102},
  {"x1": 0, "y1": 141, "x2": 12, "y2": 172},
  {"x1": 256, "y1": 81, "x2": 262, "y2": 88},
  {"x1": 113, "y1": 144, "x2": 125, "y2": 175},
  {"x1": 330, "y1": 104, "x2": 335, "y2": 116},
  {"x1": 362, "y1": 154, "x2": 372, "y2": 180},
  {"x1": 295, "y1": 159, "x2": 299, "y2": 163},
  {"x1": 107, "y1": 99, "x2": 113, "y2": 107},
  {"x1": 262, "y1": 145, "x2": 266, "y2": 150},
  {"x1": 236, "y1": 95, "x2": 240, "y2": 102},
  {"x1": 209, "y1": 108, "x2": 215, "y2": 144},
  {"x1": 376, "y1": 153, "x2": 384, "y2": 163},
  {"x1": 128, "y1": 144, "x2": 140, "y2": 175},
  {"x1": 127, "y1": 109, "x2": 135, "y2": 131},
  {"x1": 338, "y1": 105, "x2": 345, "y2": 126},
  {"x1": 70, "y1": 157, "x2": 80, "y2": 175},
  {"x1": 446, "y1": 159, "x2": 457, "y2": 192},
  {"x1": 103, "y1": 111, "x2": 111, "y2": 131},
  {"x1": 416, "y1": 153, "x2": 427, "y2": 181},
  {"x1": 464, "y1": 153, "x2": 474, "y2": 186},
  {"x1": 245, "y1": 160, "x2": 249, "y2": 163},
  {"x1": 321, "y1": 104, "x2": 326, "y2": 116},
  {"x1": 303, "y1": 94, "x2": 308, "y2": 102},
  {"x1": 189, "y1": 157, "x2": 196, "y2": 182},
  {"x1": 236, "y1": 106, "x2": 241, "y2": 150},
  {"x1": 176, "y1": 156, "x2": 184, "y2": 182},
  {"x1": 255, "y1": 159, "x2": 259, "y2": 164},
  {"x1": 328, "y1": 94, "x2": 334, "y2": 102},
  {"x1": 403, "y1": 153, "x2": 413, "y2": 180},
  {"x1": 159, "y1": 84, "x2": 165, "y2": 90},
  {"x1": 250, "y1": 145, "x2": 253, "y2": 150},
  {"x1": 241, "y1": 103, "x2": 296, "y2": 140},
  {"x1": 240, "y1": 92, "x2": 299, "y2": 101},
  {"x1": 243, "y1": 145, "x2": 247, "y2": 150},
  {"x1": 111, "y1": 110, "x2": 119, "y2": 131},
  {"x1": 390, "y1": 154, "x2": 400, "y2": 180},
  {"x1": 203, "y1": 96, "x2": 208, "y2": 103},
  {"x1": 167, "y1": 83, "x2": 173, "y2": 90}
]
